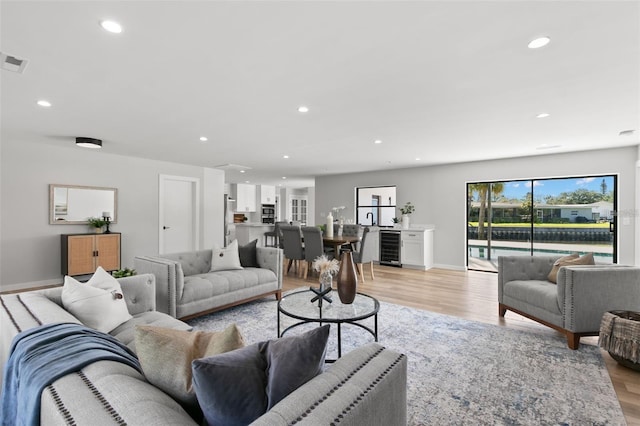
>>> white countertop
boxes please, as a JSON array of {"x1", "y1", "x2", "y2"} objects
[{"x1": 235, "y1": 222, "x2": 275, "y2": 228}]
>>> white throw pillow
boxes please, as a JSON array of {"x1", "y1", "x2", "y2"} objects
[
  {"x1": 61, "y1": 267, "x2": 133, "y2": 333},
  {"x1": 210, "y1": 240, "x2": 243, "y2": 272}
]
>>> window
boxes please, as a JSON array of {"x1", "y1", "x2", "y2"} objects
[
  {"x1": 467, "y1": 175, "x2": 617, "y2": 272},
  {"x1": 356, "y1": 186, "x2": 396, "y2": 226}
]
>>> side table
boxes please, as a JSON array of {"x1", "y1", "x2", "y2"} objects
[{"x1": 599, "y1": 310, "x2": 640, "y2": 371}]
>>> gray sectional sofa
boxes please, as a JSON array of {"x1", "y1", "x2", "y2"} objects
[
  {"x1": 0, "y1": 274, "x2": 408, "y2": 425},
  {"x1": 134, "y1": 246, "x2": 283, "y2": 319}
]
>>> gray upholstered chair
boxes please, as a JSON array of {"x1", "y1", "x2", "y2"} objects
[
  {"x1": 333, "y1": 224, "x2": 364, "y2": 251},
  {"x1": 265, "y1": 221, "x2": 287, "y2": 248},
  {"x1": 352, "y1": 227, "x2": 375, "y2": 283},
  {"x1": 280, "y1": 224, "x2": 304, "y2": 276},
  {"x1": 301, "y1": 226, "x2": 334, "y2": 279},
  {"x1": 498, "y1": 256, "x2": 640, "y2": 349}
]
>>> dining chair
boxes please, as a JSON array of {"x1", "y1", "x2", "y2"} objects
[
  {"x1": 352, "y1": 227, "x2": 375, "y2": 282},
  {"x1": 301, "y1": 226, "x2": 334, "y2": 280},
  {"x1": 280, "y1": 224, "x2": 304, "y2": 276},
  {"x1": 334, "y1": 224, "x2": 364, "y2": 252},
  {"x1": 265, "y1": 221, "x2": 287, "y2": 248}
]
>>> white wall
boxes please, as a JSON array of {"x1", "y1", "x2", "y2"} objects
[
  {"x1": 1, "y1": 138, "x2": 224, "y2": 291},
  {"x1": 316, "y1": 146, "x2": 639, "y2": 269}
]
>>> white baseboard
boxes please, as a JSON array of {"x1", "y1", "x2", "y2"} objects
[
  {"x1": 433, "y1": 263, "x2": 467, "y2": 271},
  {"x1": 0, "y1": 278, "x2": 62, "y2": 294}
]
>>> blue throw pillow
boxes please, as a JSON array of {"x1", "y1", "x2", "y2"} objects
[{"x1": 192, "y1": 325, "x2": 330, "y2": 425}]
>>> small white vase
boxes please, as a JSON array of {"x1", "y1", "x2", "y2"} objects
[{"x1": 402, "y1": 214, "x2": 410, "y2": 230}]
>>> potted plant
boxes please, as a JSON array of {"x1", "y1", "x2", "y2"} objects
[
  {"x1": 112, "y1": 268, "x2": 136, "y2": 278},
  {"x1": 399, "y1": 202, "x2": 415, "y2": 229},
  {"x1": 87, "y1": 217, "x2": 107, "y2": 233}
]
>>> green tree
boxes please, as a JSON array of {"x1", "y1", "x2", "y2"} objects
[{"x1": 544, "y1": 188, "x2": 603, "y2": 204}]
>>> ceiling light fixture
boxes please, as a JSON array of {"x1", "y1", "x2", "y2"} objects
[
  {"x1": 536, "y1": 113, "x2": 550, "y2": 119},
  {"x1": 100, "y1": 20, "x2": 123, "y2": 34},
  {"x1": 199, "y1": 136, "x2": 208, "y2": 142},
  {"x1": 297, "y1": 106, "x2": 309, "y2": 113},
  {"x1": 282, "y1": 177, "x2": 287, "y2": 180},
  {"x1": 76, "y1": 137, "x2": 102, "y2": 149},
  {"x1": 240, "y1": 170, "x2": 245, "y2": 173},
  {"x1": 37, "y1": 100, "x2": 52, "y2": 107},
  {"x1": 374, "y1": 140, "x2": 382, "y2": 144},
  {"x1": 536, "y1": 144, "x2": 561, "y2": 150},
  {"x1": 528, "y1": 36, "x2": 550, "y2": 49},
  {"x1": 415, "y1": 157, "x2": 421, "y2": 161},
  {"x1": 283, "y1": 155, "x2": 289, "y2": 159}
]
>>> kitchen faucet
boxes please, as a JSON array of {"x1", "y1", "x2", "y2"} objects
[{"x1": 366, "y1": 212, "x2": 374, "y2": 226}]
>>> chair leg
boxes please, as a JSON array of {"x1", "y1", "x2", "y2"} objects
[
  {"x1": 567, "y1": 332, "x2": 580, "y2": 350},
  {"x1": 369, "y1": 261, "x2": 375, "y2": 280},
  {"x1": 357, "y1": 263, "x2": 365, "y2": 283},
  {"x1": 303, "y1": 261, "x2": 310, "y2": 280},
  {"x1": 498, "y1": 304, "x2": 507, "y2": 317},
  {"x1": 287, "y1": 259, "x2": 294, "y2": 274}
]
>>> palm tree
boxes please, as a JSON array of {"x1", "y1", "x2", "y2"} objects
[{"x1": 469, "y1": 182, "x2": 504, "y2": 240}]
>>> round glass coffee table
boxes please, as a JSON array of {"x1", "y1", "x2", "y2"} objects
[{"x1": 278, "y1": 288, "x2": 380, "y2": 361}]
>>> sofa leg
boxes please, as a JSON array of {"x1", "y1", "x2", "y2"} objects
[
  {"x1": 567, "y1": 333, "x2": 580, "y2": 350},
  {"x1": 498, "y1": 304, "x2": 507, "y2": 317},
  {"x1": 275, "y1": 290, "x2": 282, "y2": 301}
]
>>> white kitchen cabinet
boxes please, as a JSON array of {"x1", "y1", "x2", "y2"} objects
[
  {"x1": 260, "y1": 185, "x2": 276, "y2": 204},
  {"x1": 235, "y1": 183, "x2": 257, "y2": 212},
  {"x1": 401, "y1": 229, "x2": 433, "y2": 270}
]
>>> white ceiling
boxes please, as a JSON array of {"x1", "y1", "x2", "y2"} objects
[{"x1": 2, "y1": 1, "x2": 638, "y2": 188}]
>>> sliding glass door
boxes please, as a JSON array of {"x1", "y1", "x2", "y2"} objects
[{"x1": 467, "y1": 175, "x2": 617, "y2": 272}]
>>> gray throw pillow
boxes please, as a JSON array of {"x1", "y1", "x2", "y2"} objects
[
  {"x1": 192, "y1": 325, "x2": 330, "y2": 425},
  {"x1": 239, "y1": 239, "x2": 259, "y2": 268}
]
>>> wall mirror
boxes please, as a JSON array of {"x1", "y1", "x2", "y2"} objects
[{"x1": 49, "y1": 184, "x2": 118, "y2": 224}]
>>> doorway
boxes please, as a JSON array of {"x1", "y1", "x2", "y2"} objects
[{"x1": 159, "y1": 175, "x2": 200, "y2": 254}]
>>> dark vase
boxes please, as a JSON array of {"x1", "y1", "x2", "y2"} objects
[{"x1": 337, "y1": 251, "x2": 358, "y2": 304}]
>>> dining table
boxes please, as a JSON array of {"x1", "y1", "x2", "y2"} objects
[{"x1": 322, "y1": 234, "x2": 361, "y2": 255}]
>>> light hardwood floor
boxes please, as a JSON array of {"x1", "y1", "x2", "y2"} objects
[{"x1": 283, "y1": 263, "x2": 640, "y2": 425}]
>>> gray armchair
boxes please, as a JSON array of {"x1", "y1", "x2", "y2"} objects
[{"x1": 498, "y1": 256, "x2": 640, "y2": 349}]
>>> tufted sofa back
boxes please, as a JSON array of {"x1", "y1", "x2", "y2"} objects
[{"x1": 162, "y1": 249, "x2": 213, "y2": 276}]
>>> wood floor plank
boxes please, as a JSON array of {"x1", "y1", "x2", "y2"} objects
[{"x1": 283, "y1": 263, "x2": 640, "y2": 425}]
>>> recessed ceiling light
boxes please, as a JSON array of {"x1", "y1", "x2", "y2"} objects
[
  {"x1": 297, "y1": 106, "x2": 309, "y2": 113},
  {"x1": 536, "y1": 113, "x2": 550, "y2": 119},
  {"x1": 240, "y1": 170, "x2": 245, "y2": 173},
  {"x1": 282, "y1": 177, "x2": 287, "y2": 180},
  {"x1": 245, "y1": 180, "x2": 250, "y2": 183},
  {"x1": 415, "y1": 157, "x2": 421, "y2": 161},
  {"x1": 199, "y1": 136, "x2": 208, "y2": 142},
  {"x1": 283, "y1": 155, "x2": 289, "y2": 159},
  {"x1": 37, "y1": 100, "x2": 51, "y2": 107},
  {"x1": 528, "y1": 36, "x2": 550, "y2": 49},
  {"x1": 76, "y1": 137, "x2": 102, "y2": 149},
  {"x1": 100, "y1": 20, "x2": 123, "y2": 34},
  {"x1": 374, "y1": 140, "x2": 382, "y2": 144},
  {"x1": 536, "y1": 144, "x2": 562, "y2": 150},
  {"x1": 619, "y1": 129, "x2": 635, "y2": 136}
]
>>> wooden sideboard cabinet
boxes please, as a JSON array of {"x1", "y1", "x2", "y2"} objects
[{"x1": 61, "y1": 233, "x2": 121, "y2": 276}]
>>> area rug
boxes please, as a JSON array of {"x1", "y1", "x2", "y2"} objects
[{"x1": 187, "y1": 294, "x2": 625, "y2": 425}]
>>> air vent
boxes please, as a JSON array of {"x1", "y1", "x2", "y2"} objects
[{"x1": 0, "y1": 52, "x2": 28, "y2": 73}]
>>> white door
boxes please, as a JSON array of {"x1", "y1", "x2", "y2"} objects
[{"x1": 159, "y1": 175, "x2": 200, "y2": 254}]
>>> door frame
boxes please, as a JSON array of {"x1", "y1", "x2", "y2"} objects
[{"x1": 159, "y1": 174, "x2": 200, "y2": 254}]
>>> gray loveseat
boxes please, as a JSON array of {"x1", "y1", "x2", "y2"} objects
[
  {"x1": 1, "y1": 274, "x2": 408, "y2": 425},
  {"x1": 498, "y1": 256, "x2": 640, "y2": 349},
  {"x1": 134, "y1": 247, "x2": 282, "y2": 320}
]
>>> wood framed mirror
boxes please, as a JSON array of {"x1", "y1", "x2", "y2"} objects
[{"x1": 49, "y1": 184, "x2": 118, "y2": 224}]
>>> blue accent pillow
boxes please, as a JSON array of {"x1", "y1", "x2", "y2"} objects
[{"x1": 192, "y1": 325, "x2": 330, "y2": 425}]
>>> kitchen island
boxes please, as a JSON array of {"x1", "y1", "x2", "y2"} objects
[{"x1": 235, "y1": 223, "x2": 275, "y2": 247}]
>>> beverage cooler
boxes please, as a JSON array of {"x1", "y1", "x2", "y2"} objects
[
  {"x1": 261, "y1": 204, "x2": 275, "y2": 224},
  {"x1": 379, "y1": 230, "x2": 401, "y2": 266}
]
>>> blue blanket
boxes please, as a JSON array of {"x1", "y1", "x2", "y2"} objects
[{"x1": 0, "y1": 322, "x2": 141, "y2": 426}]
